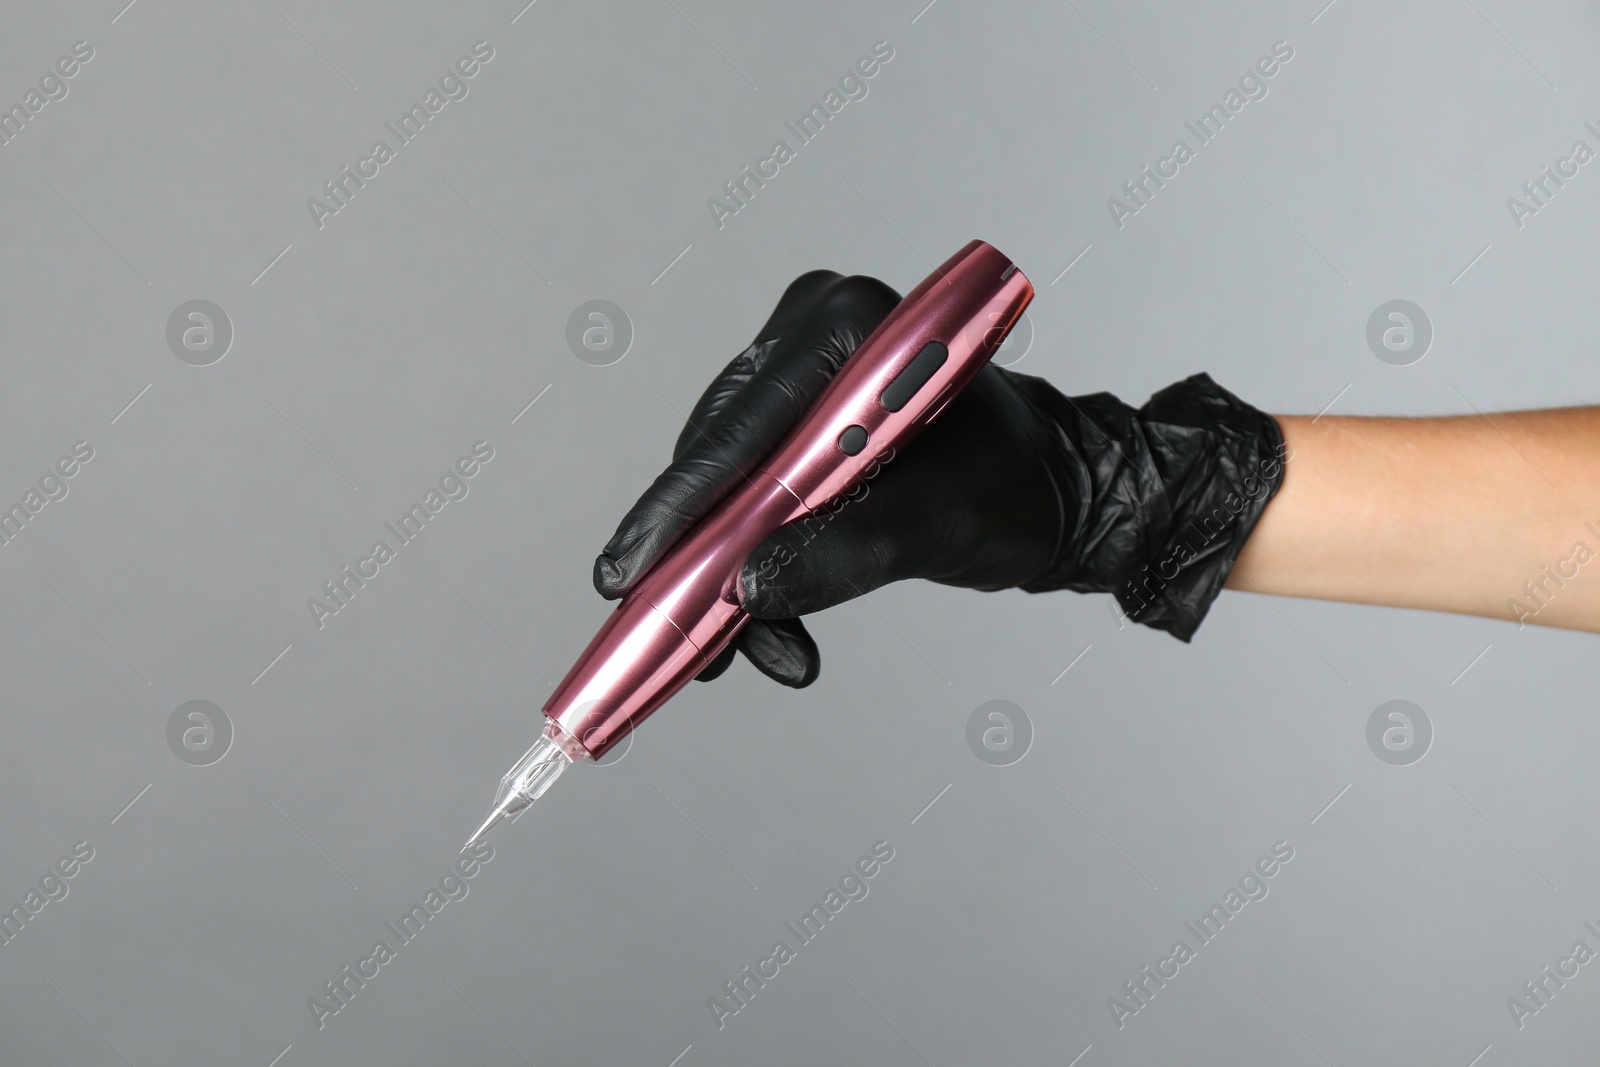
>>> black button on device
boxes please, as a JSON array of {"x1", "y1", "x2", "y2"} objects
[
  {"x1": 837, "y1": 424, "x2": 868, "y2": 455},
  {"x1": 881, "y1": 341, "x2": 948, "y2": 412}
]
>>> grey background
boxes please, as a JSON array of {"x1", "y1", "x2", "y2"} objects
[{"x1": 0, "y1": 0, "x2": 1595, "y2": 1064}]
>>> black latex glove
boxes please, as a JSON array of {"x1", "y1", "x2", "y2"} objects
[{"x1": 594, "y1": 270, "x2": 1286, "y2": 688}]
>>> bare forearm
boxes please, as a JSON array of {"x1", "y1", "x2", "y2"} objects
[{"x1": 1227, "y1": 409, "x2": 1600, "y2": 633}]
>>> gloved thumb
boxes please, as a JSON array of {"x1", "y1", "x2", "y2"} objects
[{"x1": 737, "y1": 489, "x2": 905, "y2": 619}]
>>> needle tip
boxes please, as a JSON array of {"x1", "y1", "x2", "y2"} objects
[{"x1": 462, "y1": 804, "x2": 509, "y2": 853}]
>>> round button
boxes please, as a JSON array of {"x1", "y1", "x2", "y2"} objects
[{"x1": 838, "y1": 425, "x2": 868, "y2": 455}]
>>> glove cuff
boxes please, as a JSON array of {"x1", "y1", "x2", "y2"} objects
[{"x1": 1016, "y1": 372, "x2": 1286, "y2": 642}]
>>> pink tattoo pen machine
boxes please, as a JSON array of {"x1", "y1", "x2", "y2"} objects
[{"x1": 464, "y1": 240, "x2": 1033, "y2": 849}]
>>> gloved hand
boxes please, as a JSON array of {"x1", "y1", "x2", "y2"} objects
[{"x1": 594, "y1": 269, "x2": 1286, "y2": 687}]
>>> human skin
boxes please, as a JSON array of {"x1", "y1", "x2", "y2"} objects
[{"x1": 1226, "y1": 410, "x2": 1600, "y2": 633}]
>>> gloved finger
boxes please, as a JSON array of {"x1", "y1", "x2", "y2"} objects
[
  {"x1": 734, "y1": 616, "x2": 820, "y2": 688},
  {"x1": 670, "y1": 269, "x2": 845, "y2": 457},
  {"x1": 595, "y1": 273, "x2": 902, "y2": 599},
  {"x1": 737, "y1": 479, "x2": 911, "y2": 619},
  {"x1": 693, "y1": 618, "x2": 821, "y2": 686}
]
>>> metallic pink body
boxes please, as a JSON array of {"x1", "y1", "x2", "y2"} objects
[{"x1": 544, "y1": 240, "x2": 1034, "y2": 758}]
